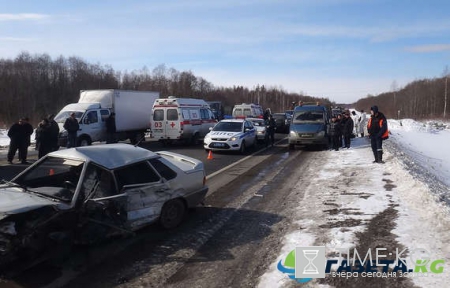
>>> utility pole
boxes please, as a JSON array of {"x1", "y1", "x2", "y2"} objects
[{"x1": 445, "y1": 76, "x2": 448, "y2": 118}]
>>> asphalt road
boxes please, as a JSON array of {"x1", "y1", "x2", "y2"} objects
[
  {"x1": 0, "y1": 134, "x2": 288, "y2": 181},
  {"x1": 0, "y1": 134, "x2": 293, "y2": 287}
]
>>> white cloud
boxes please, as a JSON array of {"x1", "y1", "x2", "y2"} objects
[
  {"x1": 0, "y1": 13, "x2": 49, "y2": 21},
  {"x1": 405, "y1": 44, "x2": 450, "y2": 53}
]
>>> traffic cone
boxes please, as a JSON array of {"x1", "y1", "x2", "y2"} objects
[{"x1": 207, "y1": 150, "x2": 213, "y2": 160}]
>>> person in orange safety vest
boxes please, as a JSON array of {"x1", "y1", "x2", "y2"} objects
[{"x1": 367, "y1": 105, "x2": 389, "y2": 163}]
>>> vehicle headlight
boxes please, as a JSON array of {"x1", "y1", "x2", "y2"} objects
[
  {"x1": 289, "y1": 131, "x2": 297, "y2": 137},
  {"x1": 229, "y1": 136, "x2": 238, "y2": 141},
  {"x1": 317, "y1": 131, "x2": 325, "y2": 137},
  {"x1": 257, "y1": 131, "x2": 264, "y2": 135}
]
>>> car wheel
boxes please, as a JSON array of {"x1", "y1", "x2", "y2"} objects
[
  {"x1": 240, "y1": 140, "x2": 246, "y2": 154},
  {"x1": 77, "y1": 136, "x2": 91, "y2": 146},
  {"x1": 190, "y1": 133, "x2": 199, "y2": 145},
  {"x1": 159, "y1": 198, "x2": 186, "y2": 229}
]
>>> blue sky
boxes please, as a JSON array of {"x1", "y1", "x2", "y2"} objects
[{"x1": 1, "y1": 0, "x2": 450, "y2": 103}]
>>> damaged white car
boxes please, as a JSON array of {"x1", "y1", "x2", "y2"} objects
[{"x1": 0, "y1": 143, "x2": 208, "y2": 268}]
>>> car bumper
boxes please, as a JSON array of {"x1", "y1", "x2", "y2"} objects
[
  {"x1": 184, "y1": 186, "x2": 208, "y2": 207},
  {"x1": 288, "y1": 136, "x2": 328, "y2": 145},
  {"x1": 203, "y1": 140, "x2": 241, "y2": 151}
]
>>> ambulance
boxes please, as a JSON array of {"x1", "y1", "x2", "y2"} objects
[
  {"x1": 232, "y1": 103, "x2": 264, "y2": 119},
  {"x1": 151, "y1": 97, "x2": 217, "y2": 145}
]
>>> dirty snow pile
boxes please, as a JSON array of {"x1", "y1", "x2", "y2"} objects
[{"x1": 259, "y1": 118, "x2": 450, "y2": 288}]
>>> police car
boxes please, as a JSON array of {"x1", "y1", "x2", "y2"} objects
[{"x1": 203, "y1": 119, "x2": 257, "y2": 154}]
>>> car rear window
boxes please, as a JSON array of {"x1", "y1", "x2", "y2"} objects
[
  {"x1": 114, "y1": 162, "x2": 160, "y2": 190},
  {"x1": 149, "y1": 158, "x2": 177, "y2": 180}
]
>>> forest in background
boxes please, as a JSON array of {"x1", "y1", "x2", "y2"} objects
[{"x1": 0, "y1": 52, "x2": 448, "y2": 127}]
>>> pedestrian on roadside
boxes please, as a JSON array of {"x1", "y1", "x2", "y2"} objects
[
  {"x1": 342, "y1": 111, "x2": 354, "y2": 148},
  {"x1": 63, "y1": 112, "x2": 79, "y2": 148},
  {"x1": 328, "y1": 115, "x2": 342, "y2": 151},
  {"x1": 7, "y1": 118, "x2": 27, "y2": 164},
  {"x1": 48, "y1": 114, "x2": 60, "y2": 151},
  {"x1": 367, "y1": 105, "x2": 388, "y2": 163},
  {"x1": 358, "y1": 110, "x2": 366, "y2": 137},
  {"x1": 18, "y1": 117, "x2": 33, "y2": 163},
  {"x1": 36, "y1": 118, "x2": 52, "y2": 158},
  {"x1": 267, "y1": 114, "x2": 276, "y2": 147},
  {"x1": 106, "y1": 112, "x2": 117, "y2": 144},
  {"x1": 336, "y1": 114, "x2": 344, "y2": 148},
  {"x1": 351, "y1": 111, "x2": 358, "y2": 136}
]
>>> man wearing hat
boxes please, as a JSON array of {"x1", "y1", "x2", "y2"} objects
[
  {"x1": 63, "y1": 112, "x2": 79, "y2": 148},
  {"x1": 7, "y1": 118, "x2": 28, "y2": 164},
  {"x1": 367, "y1": 105, "x2": 388, "y2": 163}
]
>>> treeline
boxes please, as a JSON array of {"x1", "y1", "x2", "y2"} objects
[
  {"x1": 0, "y1": 52, "x2": 331, "y2": 128},
  {"x1": 355, "y1": 76, "x2": 449, "y2": 120}
]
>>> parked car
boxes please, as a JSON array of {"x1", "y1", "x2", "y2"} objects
[
  {"x1": 247, "y1": 118, "x2": 269, "y2": 145},
  {"x1": 0, "y1": 143, "x2": 208, "y2": 269},
  {"x1": 272, "y1": 112, "x2": 291, "y2": 133},
  {"x1": 203, "y1": 119, "x2": 257, "y2": 154},
  {"x1": 288, "y1": 104, "x2": 330, "y2": 150}
]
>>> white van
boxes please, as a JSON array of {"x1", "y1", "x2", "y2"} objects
[
  {"x1": 151, "y1": 97, "x2": 217, "y2": 145},
  {"x1": 232, "y1": 103, "x2": 264, "y2": 119}
]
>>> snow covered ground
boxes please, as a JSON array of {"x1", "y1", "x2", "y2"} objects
[
  {"x1": 2, "y1": 119, "x2": 450, "y2": 287},
  {"x1": 258, "y1": 118, "x2": 450, "y2": 287}
]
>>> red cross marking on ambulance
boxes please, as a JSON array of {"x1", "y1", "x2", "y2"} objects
[{"x1": 170, "y1": 122, "x2": 175, "y2": 128}]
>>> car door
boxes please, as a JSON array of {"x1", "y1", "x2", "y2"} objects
[
  {"x1": 244, "y1": 120, "x2": 256, "y2": 145},
  {"x1": 78, "y1": 163, "x2": 129, "y2": 242},
  {"x1": 114, "y1": 161, "x2": 173, "y2": 230},
  {"x1": 83, "y1": 110, "x2": 102, "y2": 142}
]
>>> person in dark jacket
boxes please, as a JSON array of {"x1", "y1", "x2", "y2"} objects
[
  {"x1": 48, "y1": 114, "x2": 60, "y2": 151},
  {"x1": 341, "y1": 111, "x2": 354, "y2": 148},
  {"x1": 64, "y1": 112, "x2": 79, "y2": 148},
  {"x1": 328, "y1": 116, "x2": 342, "y2": 151},
  {"x1": 367, "y1": 105, "x2": 388, "y2": 163},
  {"x1": 7, "y1": 118, "x2": 28, "y2": 164},
  {"x1": 267, "y1": 114, "x2": 276, "y2": 147},
  {"x1": 18, "y1": 117, "x2": 33, "y2": 163},
  {"x1": 36, "y1": 118, "x2": 53, "y2": 158},
  {"x1": 336, "y1": 114, "x2": 344, "y2": 147},
  {"x1": 106, "y1": 112, "x2": 117, "y2": 144}
]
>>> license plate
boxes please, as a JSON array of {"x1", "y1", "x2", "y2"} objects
[
  {"x1": 301, "y1": 134, "x2": 313, "y2": 137},
  {"x1": 214, "y1": 143, "x2": 225, "y2": 147}
]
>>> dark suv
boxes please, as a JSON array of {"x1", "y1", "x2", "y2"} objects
[{"x1": 272, "y1": 113, "x2": 291, "y2": 133}]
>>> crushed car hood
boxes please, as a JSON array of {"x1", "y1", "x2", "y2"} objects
[{"x1": 0, "y1": 187, "x2": 57, "y2": 215}]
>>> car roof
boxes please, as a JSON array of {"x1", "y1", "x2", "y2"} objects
[
  {"x1": 48, "y1": 143, "x2": 158, "y2": 169},
  {"x1": 294, "y1": 105, "x2": 327, "y2": 112},
  {"x1": 219, "y1": 119, "x2": 246, "y2": 123}
]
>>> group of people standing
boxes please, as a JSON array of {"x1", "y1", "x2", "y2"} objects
[
  {"x1": 328, "y1": 106, "x2": 389, "y2": 164},
  {"x1": 328, "y1": 109, "x2": 368, "y2": 151},
  {"x1": 328, "y1": 110, "x2": 355, "y2": 150},
  {"x1": 36, "y1": 114, "x2": 60, "y2": 158},
  {"x1": 7, "y1": 115, "x2": 60, "y2": 164}
]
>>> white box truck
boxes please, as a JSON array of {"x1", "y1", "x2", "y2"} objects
[{"x1": 55, "y1": 89, "x2": 159, "y2": 146}]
